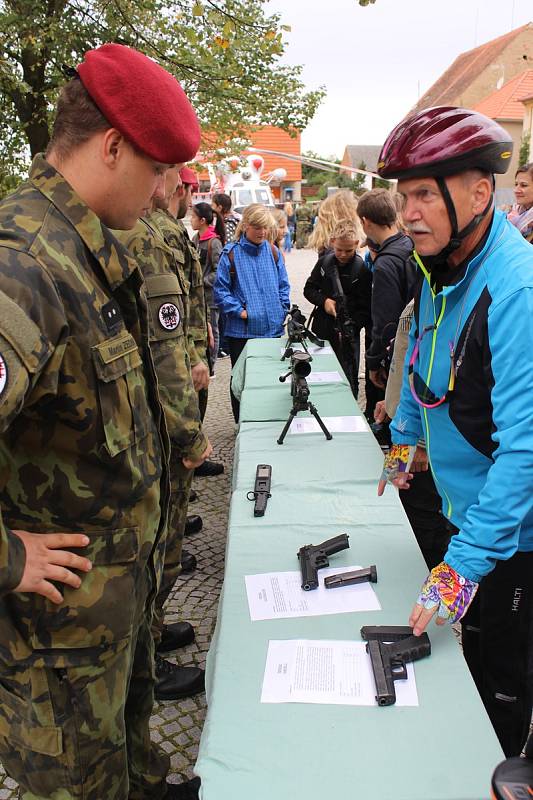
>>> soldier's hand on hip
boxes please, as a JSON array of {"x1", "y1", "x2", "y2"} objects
[
  {"x1": 191, "y1": 361, "x2": 209, "y2": 392},
  {"x1": 182, "y1": 440, "x2": 213, "y2": 471},
  {"x1": 12, "y1": 530, "x2": 92, "y2": 604}
]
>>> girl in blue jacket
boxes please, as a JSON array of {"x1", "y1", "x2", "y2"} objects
[{"x1": 214, "y1": 203, "x2": 290, "y2": 420}]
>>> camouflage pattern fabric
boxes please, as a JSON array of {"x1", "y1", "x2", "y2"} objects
[
  {"x1": 151, "y1": 459, "x2": 194, "y2": 639},
  {"x1": 148, "y1": 212, "x2": 209, "y2": 633},
  {"x1": 115, "y1": 216, "x2": 208, "y2": 644},
  {"x1": 151, "y1": 210, "x2": 208, "y2": 369},
  {"x1": 0, "y1": 155, "x2": 170, "y2": 798},
  {"x1": 295, "y1": 205, "x2": 314, "y2": 249},
  {"x1": 114, "y1": 218, "x2": 208, "y2": 463}
]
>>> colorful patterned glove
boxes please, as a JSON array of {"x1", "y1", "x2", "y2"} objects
[
  {"x1": 379, "y1": 444, "x2": 415, "y2": 486},
  {"x1": 417, "y1": 562, "x2": 478, "y2": 624}
]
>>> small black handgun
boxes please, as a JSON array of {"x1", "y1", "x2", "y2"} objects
[
  {"x1": 360, "y1": 625, "x2": 431, "y2": 706},
  {"x1": 247, "y1": 464, "x2": 272, "y2": 517},
  {"x1": 297, "y1": 534, "x2": 350, "y2": 590}
]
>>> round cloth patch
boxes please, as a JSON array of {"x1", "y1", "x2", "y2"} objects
[
  {"x1": 158, "y1": 303, "x2": 180, "y2": 331},
  {"x1": 0, "y1": 353, "x2": 7, "y2": 396}
]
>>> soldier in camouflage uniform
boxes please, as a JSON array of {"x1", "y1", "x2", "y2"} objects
[
  {"x1": 295, "y1": 200, "x2": 314, "y2": 248},
  {"x1": 153, "y1": 168, "x2": 209, "y2": 411},
  {"x1": 115, "y1": 167, "x2": 211, "y2": 700},
  {"x1": 0, "y1": 44, "x2": 201, "y2": 800}
]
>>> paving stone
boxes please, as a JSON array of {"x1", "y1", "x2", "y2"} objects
[{"x1": 162, "y1": 720, "x2": 180, "y2": 735}]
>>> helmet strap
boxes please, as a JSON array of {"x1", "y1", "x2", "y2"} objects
[{"x1": 422, "y1": 176, "x2": 493, "y2": 273}]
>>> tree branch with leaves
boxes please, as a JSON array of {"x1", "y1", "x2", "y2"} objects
[{"x1": 0, "y1": 0, "x2": 325, "y2": 193}]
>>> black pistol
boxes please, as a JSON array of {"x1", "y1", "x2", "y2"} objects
[
  {"x1": 297, "y1": 534, "x2": 350, "y2": 590},
  {"x1": 360, "y1": 625, "x2": 431, "y2": 706},
  {"x1": 247, "y1": 464, "x2": 272, "y2": 517}
]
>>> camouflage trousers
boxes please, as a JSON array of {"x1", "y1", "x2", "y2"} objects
[
  {"x1": 152, "y1": 456, "x2": 193, "y2": 645},
  {"x1": 0, "y1": 618, "x2": 169, "y2": 799},
  {"x1": 295, "y1": 222, "x2": 312, "y2": 249}
]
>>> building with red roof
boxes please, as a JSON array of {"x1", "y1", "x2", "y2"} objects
[
  {"x1": 474, "y1": 70, "x2": 533, "y2": 197},
  {"x1": 195, "y1": 126, "x2": 302, "y2": 202},
  {"x1": 411, "y1": 23, "x2": 533, "y2": 114}
]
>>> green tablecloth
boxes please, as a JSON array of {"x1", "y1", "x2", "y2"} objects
[
  {"x1": 196, "y1": 340, "x2": 503, "y2": 800},
  {"x1": 231, "y1": 338, "x2": 362, "y2": 423}
]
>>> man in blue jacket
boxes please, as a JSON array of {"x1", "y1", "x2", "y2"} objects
[{"x1": 377, "y1": 106, "x2": 533, "y2": 757}]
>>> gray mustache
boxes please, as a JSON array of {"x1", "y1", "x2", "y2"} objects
[{"x1": 407, "y1": 225, "x2": 432, "y2": 234}]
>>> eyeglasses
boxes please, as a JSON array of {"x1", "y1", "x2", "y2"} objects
[{"x1": 408, "y1": 325, "x2": 456, "y2": 409}]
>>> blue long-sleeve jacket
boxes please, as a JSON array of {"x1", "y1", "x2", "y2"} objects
[
  {"x1": 214, "y1": 236, "x2": 290, "y2": 338},
  {"x1": 391, "y1": 210, "x2": 533, "y2": 582}
]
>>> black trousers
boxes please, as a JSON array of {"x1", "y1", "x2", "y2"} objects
[
  {"x1": 228, "y1": 337, "x2": 248, "y2": 422},
  {"x1": 330, "y1": 333, "x2": 360, "y2": 399},
  {"x1": 400, "y1": 468, "x2": 451, "y2": 570},
  {"x1": 460, "y1": 550, "x2": 533, "y2": 757}
]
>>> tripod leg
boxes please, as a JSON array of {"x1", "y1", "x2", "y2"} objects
[
  {"x1": 277, "y1": 409, "x2": 298, "y2": 444},
  {"x1": 308, "y1": 402, "x2": 333, "y2": 440}
]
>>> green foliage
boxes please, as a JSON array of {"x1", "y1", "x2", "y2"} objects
[
  {"x1": 302, "y1": 152, "x2": 367, "y2": 199},
  {"x1": 518, "y1": 133, "x2": 530, "y2": 168},
  {"x1": 0, "y1": 0, "x2": 325, "y2": 191}
]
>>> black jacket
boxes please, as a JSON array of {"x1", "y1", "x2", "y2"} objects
[
  {"x1": 366, "y1": 232, "x2": 418, "y2": 371},
  {"x1": 303, "y1": 250, "x2": 372, "y2": 344}
]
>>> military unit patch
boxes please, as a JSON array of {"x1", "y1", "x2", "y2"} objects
[
  {"x1": 0, "y1": 353, "x2": 7, "y2": 396},
  {"x1": 158, "y1": 303, "x2": 180, "y2": 331}
]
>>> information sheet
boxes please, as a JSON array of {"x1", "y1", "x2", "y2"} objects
[
  {"x1": 307, "y1": 371, "x2": 343, "y2": 384},
  {"x1": 261, "y1": 639, "x2": 419, "y2": 706},
  {"x1": 245, "y1": 567, "x2": 381, "y2": 621},
  {"x1": 289, "y1": 415, "x2": 368, "y2": 435}
]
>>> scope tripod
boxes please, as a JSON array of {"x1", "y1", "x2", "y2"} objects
[
  {"x1": 281, "y1": 338, "x2": 309, "y2": 361},
  {"x1": 280, "y1": 330, "x2": 325, "y2": 362},
  {"x1": 277, "y1": 399, "x2": 333, "y2": 445}
]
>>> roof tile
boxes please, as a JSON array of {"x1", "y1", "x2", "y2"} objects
[
  {"x1": 412, "y1": 23, "x2": 532, "y2": 112},
  {"x1": 474, "y1": 69, "x2": 533, "y2": 120}
]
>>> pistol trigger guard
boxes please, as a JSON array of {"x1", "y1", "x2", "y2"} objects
[{"x1": 391, "y1": 658, "x2": 407, "y2": 680}]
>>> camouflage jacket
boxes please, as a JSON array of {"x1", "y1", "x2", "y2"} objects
[
  {"x1": 0, "y1": 156, "x2": 169, "y2": 666},
  {"x1": 114, "y1": 218, "x2": 207, "y2": 460},
  {"x1": 150, "y1": 210, "x2": 208, "y2": 368}
]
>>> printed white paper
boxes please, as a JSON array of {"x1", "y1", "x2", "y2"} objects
[
  {"x1": 261, "y1": 639, "x2": 419, "y2": 706},
  {"x1": 307, "y1": 371, "x2": 343, "y2": 384},
  {"x1": 289, "y1": 415, "x2": 368, "y2": 435},
  {"x1": 245, "y1": 567, "x2": 381, "y2": 621}
]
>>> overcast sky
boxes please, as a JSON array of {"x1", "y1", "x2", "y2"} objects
[{"x1": 269, "y1": 0, "x2": 532, "y2": 158}]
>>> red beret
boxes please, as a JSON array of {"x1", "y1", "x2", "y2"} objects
[
  {"x1": 180, "y1": 166, "x2": 199, "y2": 189},
  {"x1": 77, "y1": 43, "x2": 200, "y2": 164}
]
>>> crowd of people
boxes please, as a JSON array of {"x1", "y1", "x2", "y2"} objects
[{"x1": 0, "y1": 39, "x2": 531, "y2": 800}]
